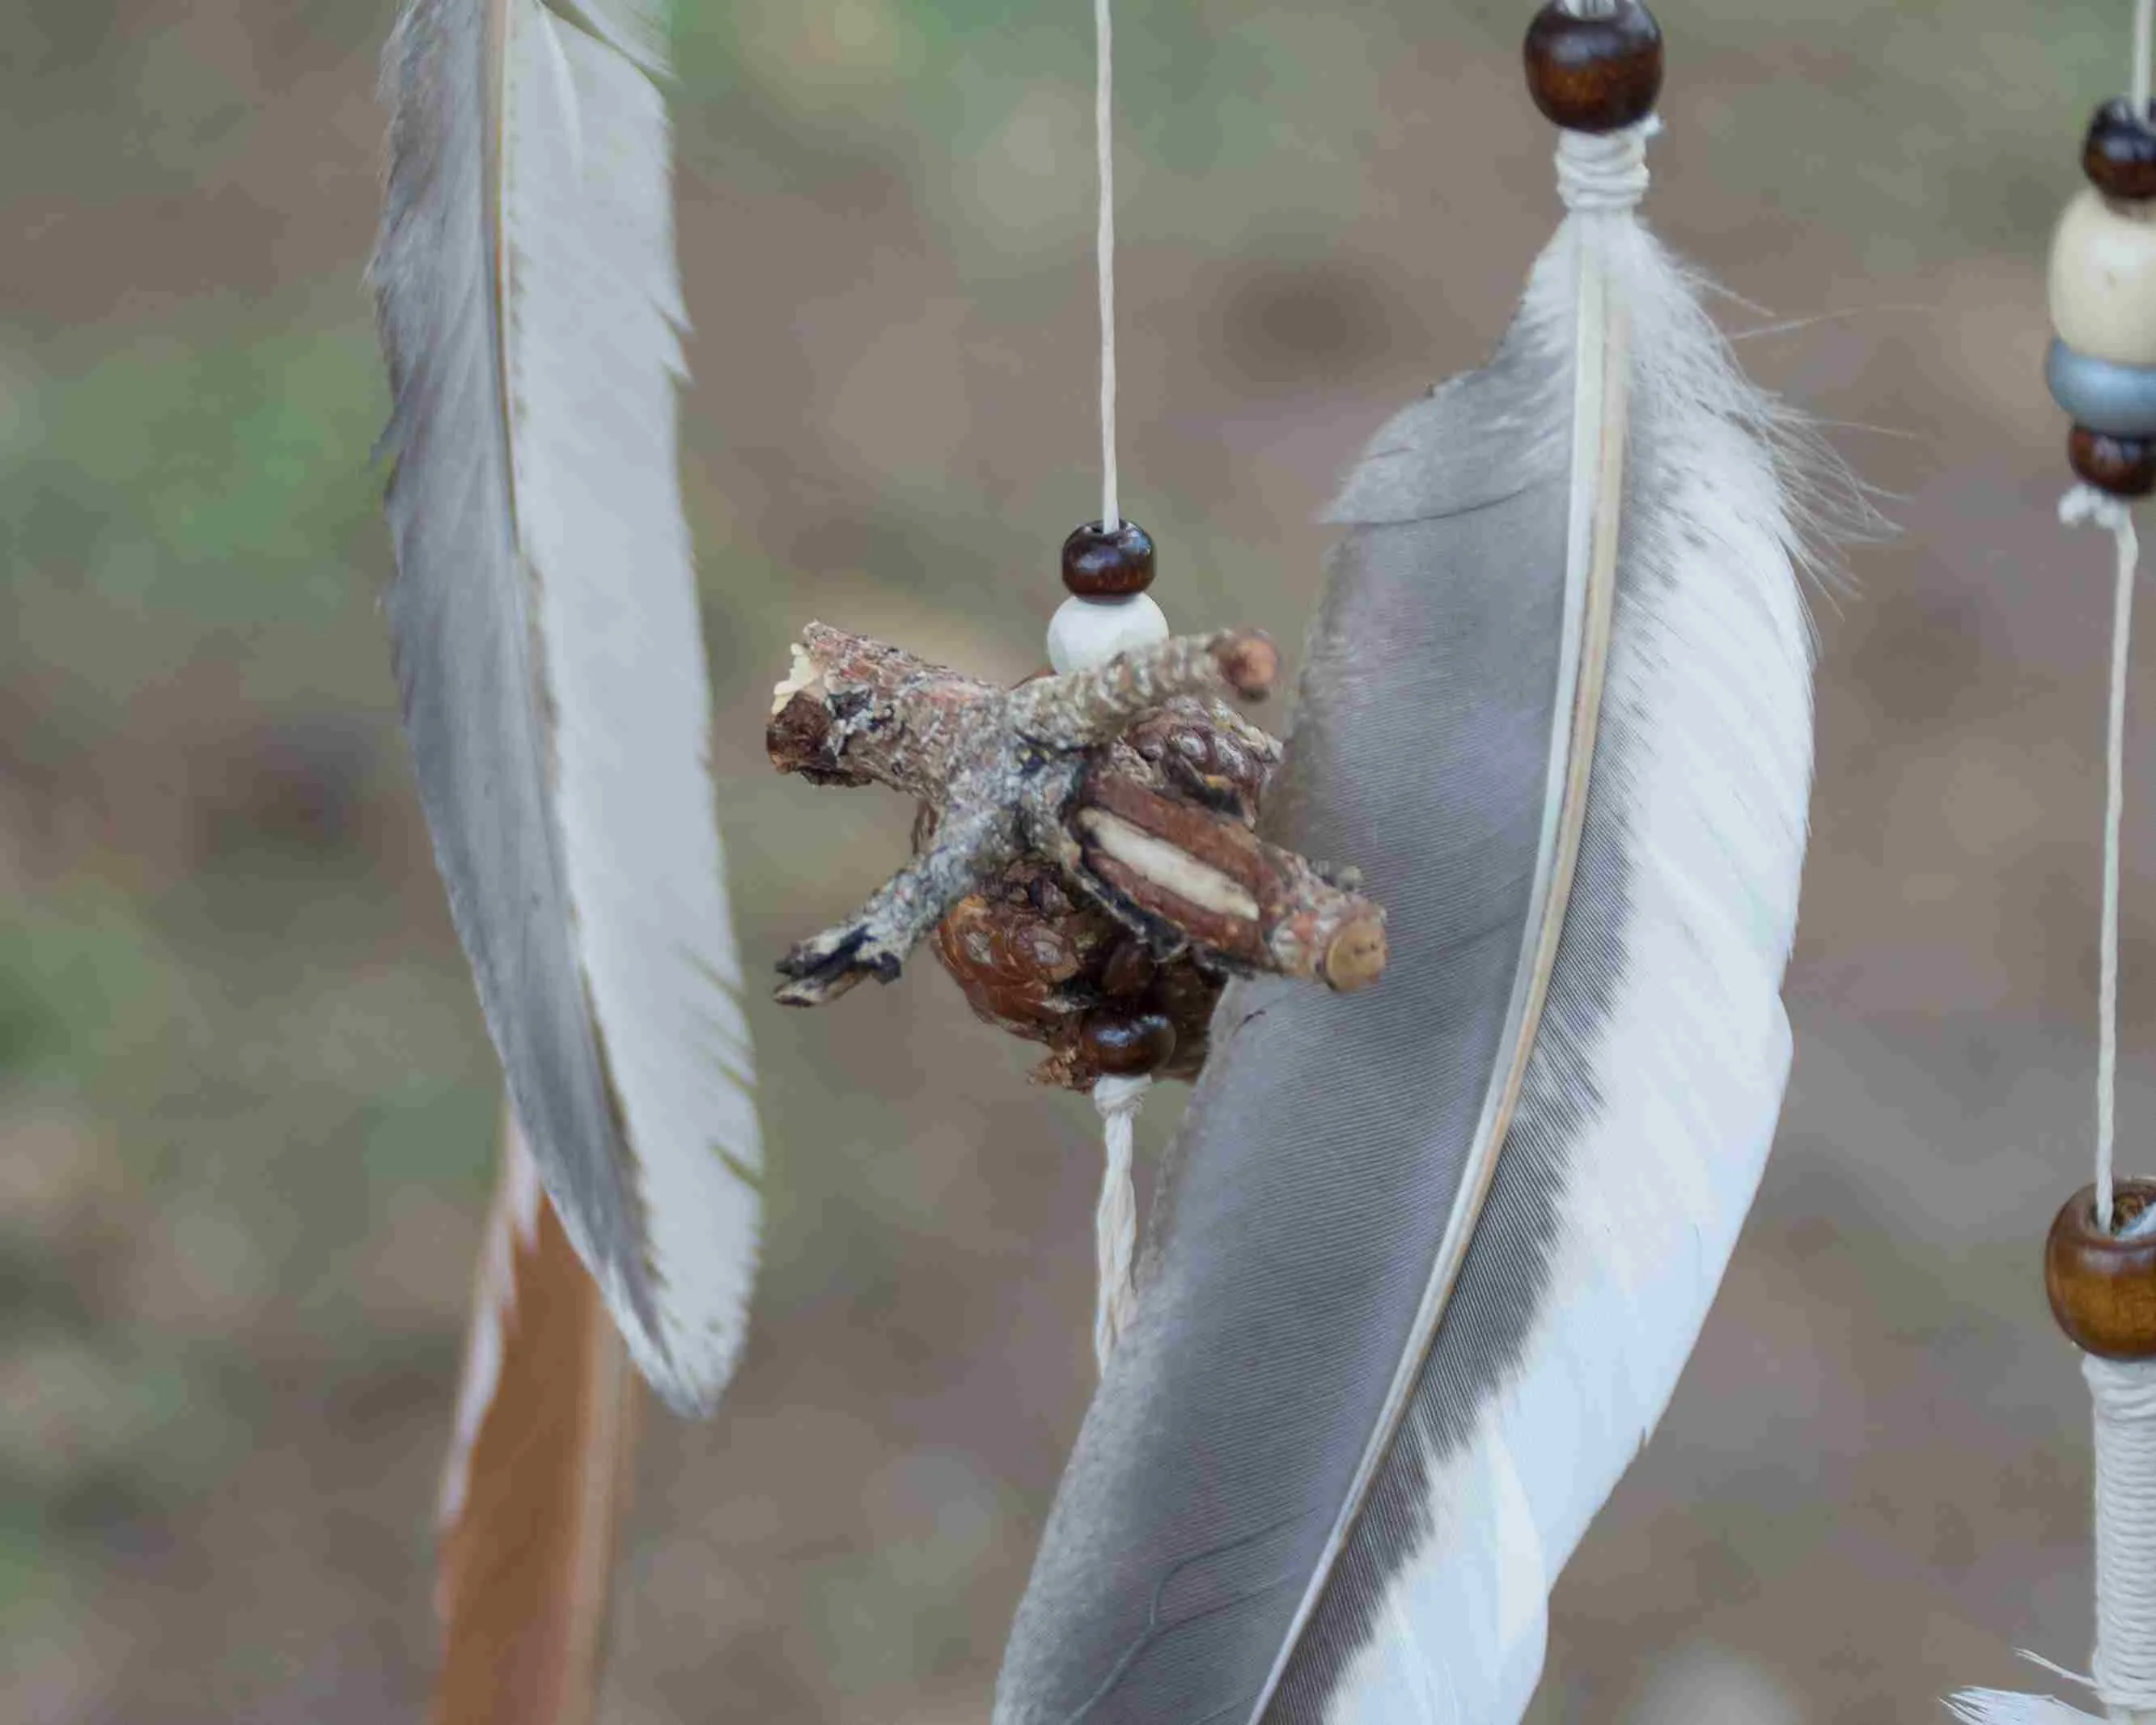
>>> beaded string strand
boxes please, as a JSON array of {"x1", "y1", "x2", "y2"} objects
[
  {"x1": 1955, "y1": 10, "x2": 2156, "y2": 1720},
  {"x1": 1065, "y1": 0, "x2": 1164, "y2": 1371}
]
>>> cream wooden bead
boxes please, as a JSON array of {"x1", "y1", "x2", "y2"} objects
[
  {"x1": 2050, "y1": 186, "x2": 2156, "y2": 366},
  {"x1": 1047, "y1": 593, "x2": 1170, "y2": 674}
]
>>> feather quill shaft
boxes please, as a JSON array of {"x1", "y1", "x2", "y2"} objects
[
  {"x1": 434, "y1": 1116, "x2": 641, "y2": 1725},
  {"x1": 1256, "y1": 206, "x2": 1636, "y2": 1718},
  {"x1": 994, "y1": 121, "x2": 1828, "y2": 1724},
  {"x1": 372, "y1": 0, "x2": 760, "y2": 1414}
]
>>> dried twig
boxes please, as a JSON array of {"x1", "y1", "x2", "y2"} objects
[{"x1": 766, "y1": 623, "x2": 1384, "y2": 1011}]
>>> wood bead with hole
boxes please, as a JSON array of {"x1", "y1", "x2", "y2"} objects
[
  {"x1": 2086, "y1": 99, "x2": 2156, "y2": 202},
  {"x1": 2070, "y1": 425, "x2": 2156, "y2": 498},
  {"x1": 1523, "y1": 1, "x2": 1663, "y2": 135},
  {"x1": 1062, "y1": 519, "x2": 1156, "y2": 598},
  {"x1": 2049, "y1": 188, "x2": 2156, "y2": 368},
  {"x1": 2046, "y1": 1180, "x2": 2156, "y2": 1359},
  {"x1": 1081, "y1": 1010, "x2": 1177, "y2": 1079}
]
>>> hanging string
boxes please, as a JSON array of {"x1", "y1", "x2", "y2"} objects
[
  {"x1": 1091, "y1": 1074, "x2": 1146, "y2": 1371},
  {"x1": 1953, "y1": 10, "x2": 2156, "y2": 1724},
  {"x1": 2137, "y1": 0, "x2": 2154, "y2": 121},
  {"x1": 2065, "y1": 483, "x2": 2142, "y2": 1231},
  {"x1": 1094, "y1": 0, "x2": 1120, "y2": 532}
]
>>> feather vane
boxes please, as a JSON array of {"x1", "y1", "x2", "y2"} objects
[
  {"x1": 434, "y1": 1116, "x2": 641, "y2": 1725},
  {"x1": 993, "y1": 125, "x2": 1828, "y2": 1723},
  {"x1": 372, "y1": 0, "x2": 759, "y2": 1413}
]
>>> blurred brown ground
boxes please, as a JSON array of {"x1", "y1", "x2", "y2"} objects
[{"x1": 0, "y1": 1, "x2": 2145, "y2": 1720}]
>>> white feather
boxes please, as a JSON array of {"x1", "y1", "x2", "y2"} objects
[
  {"x1": 374, "y1": 0, "x2": 759, "y2": 1413},
  {"x1": 1316, "y1": 214, "x2": 1816, "y2": 1722}
]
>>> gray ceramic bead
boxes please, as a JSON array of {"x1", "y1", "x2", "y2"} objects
[{"x1": 2047, "y1": 338, "x2": 2156, "y2": 436}]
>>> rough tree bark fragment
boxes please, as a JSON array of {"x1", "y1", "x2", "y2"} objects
[{"x1": 766, "y1": 623, "x2": 1387, "y2": 1024}]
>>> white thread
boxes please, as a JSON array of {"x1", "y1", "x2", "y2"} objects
[
  {"x1": 2064, "y1": 485, "x2": 2141, "y2": 1229},
  {"x1": 1094, "y1": 0, "x2": 1120, "y2": 532},
  {"x1": 1555, "y1": 120, "x2": 1659, "y2": 217},
  {"x1": 2060, "y1": 480, "x2": 2156, "y2": 1725},
  {"x1": 1091, "y1": 1074, "x2": 1148, "y2": 1371},
  {"x1": 2137, "y1": 0, "x2": 2154, "y2": 124},
  {"x1": 2086, "y1": 1355, "x2": 2156, "y2": 1716}
]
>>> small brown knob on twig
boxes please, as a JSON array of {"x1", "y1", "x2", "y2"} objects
[
  {"x1": 2047, "y1": 1179, "x2": 2156, "y2": 1359},
  {"x1": 1321, "y1": 913, "x2": 1389, "y2": 994},
  {"x1": 1210, "y1": 632, "x2": 1279, "y2": 701}
]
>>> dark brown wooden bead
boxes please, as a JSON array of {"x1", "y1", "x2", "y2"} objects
[
  {"x1": 1061, "y1": 519, "x2": 1156, "y2": 599},
  {"x1": 1524, "y1": 1, "x2": 1663, "y2": 135},
  {"x1": 2046, "y1": 1180, "x2": 2156, "y2": 1359},
  {"x1": 2071, "y1": 424, "x2": 2156, "y2": 498},
  {"x1": 2085, "y1": 99, "x2": 2156, "y2": 201},
  {"x1": 1080, "y1": 1010, "x2": 1177, "y2": 1079}
]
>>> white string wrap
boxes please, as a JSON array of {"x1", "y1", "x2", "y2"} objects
[
  {"x1": 1091, "y1": 1074, "x2": 1148, "y2": 1371},
  {"x1": 2086, "y1": 1355, "x2": 2156, "y2": 1718},
  {"x1": 1554, "y1": 120, "x2": 1658, "y2": 216},
  {"x1": 1094, "y1": 0, "x2": 1119, "y2": 532}
]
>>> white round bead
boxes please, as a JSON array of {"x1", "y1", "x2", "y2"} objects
[
  {"x1": 2050, "y1": 186, "x2": 2156, "y2": 366},
  {"x1": 1047, "y1": 593, "x2": 1171, "y2": 674}
]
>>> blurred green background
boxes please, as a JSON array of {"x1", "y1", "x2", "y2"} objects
[{"x1": 0, "y1": 0, "x2": 2145, "y2": 1719}]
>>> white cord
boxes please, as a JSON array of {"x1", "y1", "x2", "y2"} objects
[
  {"x1": 2064, "y1": 485, "x2": 2141, "y2": 1229},
  {"x1": 2137, "y1": 0, "x2": 2154, "y2": 121},
  {"x1": 2056, "y1": 483, "x2": 2156, "y2": 1725},
  {"x1": 1094, "y1": 0, "x2": 1120, "y2": 532},
  {"x1": 1091, "y1": 1074, "x2": 1148, "y2": 1371}
]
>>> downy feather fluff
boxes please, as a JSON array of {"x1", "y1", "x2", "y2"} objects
[
  {"x1": 371, "y1": 0, "x2": 759, "y2": 1414},
  {"x1": 434, "y1": 1115, "x2": 639, "y2": 1725},
  {"x1": 995, "y1": 128, "x2": 1832, "y2": 1723},
  {"x1": 1949, "y1": 1695, "x2": 2104, "y2": 1723}
]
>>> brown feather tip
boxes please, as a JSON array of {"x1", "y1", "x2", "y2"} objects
[{"x1": 433, "y1": 1116, "x2": 643, "y2": 1725}]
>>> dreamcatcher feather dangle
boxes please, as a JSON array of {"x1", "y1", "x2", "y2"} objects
[
  {"x1": 371, "y1": 3, "x2": 756, "y2": 1719},
  {"x1": 991, "y1": 2, "x2": 1853, "y2": 1714},
  {"x1": 367, "y1": 0, "x2": 1856, "y2": 1719},
  {"x1": 1949, "y1": 5, "x2": 2156, "y2": 1722}
]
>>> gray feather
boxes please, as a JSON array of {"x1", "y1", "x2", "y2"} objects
[
  {"x1": 996, "y1": 295, "x2": 1578, "y2": 1723},
  {"x1": 372, "y1": 0, "x2": 760, "y2": 1416},
  {"x1": 997, "y1": 212, "x2": 1819, "y2": 1722}
]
